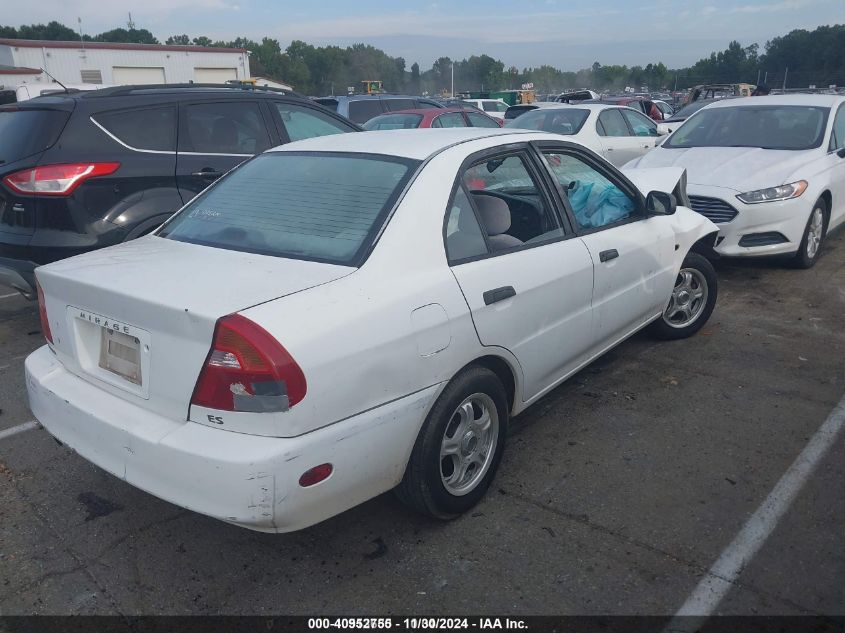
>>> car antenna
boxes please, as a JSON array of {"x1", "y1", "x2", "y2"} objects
[{"x1": 40, "y1": 68, "x2": 68, "y2": 93}]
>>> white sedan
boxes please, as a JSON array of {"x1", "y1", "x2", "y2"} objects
[
  {"x1": 27, "y1": 129, "x2": 718, "y2": 533},
  {"x1": 462, "y1": 98, "x2": 510, "y2": 120},
  {"x1": 506, "y1": 103, "x2": 665, "y2": 167},
  {"x1": 626, "y1": 94, "x2": 845, "y2": 267}
]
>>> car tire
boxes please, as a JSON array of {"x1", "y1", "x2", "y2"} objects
[
  {"x1": 792, "y1": 198, "x2": 828, "y2": 269},
  {"x1": 395, "y1": 366, "x2": 508, "y2": 520},
  {"x1": 648, "y1": 251, "x2": 718, "y2": 341}
]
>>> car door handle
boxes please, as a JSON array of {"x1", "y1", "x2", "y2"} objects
[
  {"x1": 191, "y1": 170, "x2": 225, "y2": 178},
  {"x1": 483, "y1": 286, "x2": 516, "y2": 305},
  {"x1": 599, "y1": 249, "x2": 619, "y2": 263}
]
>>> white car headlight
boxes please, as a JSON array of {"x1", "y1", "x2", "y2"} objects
[{"x1": 736, "y1": 180, "x2": 808, "y2": 204}]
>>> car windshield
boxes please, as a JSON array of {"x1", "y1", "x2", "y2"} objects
[
  {"x1": 362, "y1": 113, "x2": 423, "y2": 130},
  {"x1": 666, "y1": 105, "x2": 829, "y2": 150},
  {"x1": 505, "y1": 108, "x2": 589, "y2": 135},
  {"x1": 159, "y1": 152, "x2": 419, "y2": 265}
]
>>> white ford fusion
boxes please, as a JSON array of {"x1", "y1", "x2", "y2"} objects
[
  {"x1": 27, "y1": 129, "x2": 718, "y2": 532},
  {"x1": 626, "y1": 95, "x2": 845, "y2": 268}
]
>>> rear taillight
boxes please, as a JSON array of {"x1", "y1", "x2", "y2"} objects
[
  {"x1": 191, "y1": 314, "x2": 307, "y2": 413},
  {"x1": 36, "y1": 280, "x2": 53, "y2": 344},
  {"x1": 3, "y1": 163, "x2": 120, "y2": 196}
]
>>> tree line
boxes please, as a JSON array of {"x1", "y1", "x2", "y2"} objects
[{"x1": 1, "y1": 21, "x2": 843, "y2": 95}]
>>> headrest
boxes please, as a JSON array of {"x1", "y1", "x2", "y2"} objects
[{"x1": 473, "y1": 194, "x2": 511, "y2": 236}]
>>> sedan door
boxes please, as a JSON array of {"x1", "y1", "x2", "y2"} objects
[
  {"x1": 619, "y1": 108, "x2": 660, "y2": 160},
  {"x1": 176, "y1": 100, "x2": 275, "y2": 203},
  {"x1": 446, "y1": 147, "x2": 595, "y2": 401},
  {"x1": 595, "y1": 108, "x2": 647, "y2": 166},
  {"x1": 535, "y1": 143, "x2": 677, "y2": 348}
]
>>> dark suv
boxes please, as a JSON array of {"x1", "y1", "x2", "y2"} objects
[{"x1": 0, "y1": 84, "x2": 360, "y2": 297}]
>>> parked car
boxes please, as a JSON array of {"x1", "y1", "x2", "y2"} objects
[
  {"x1": 28, "y1": 128, "x2": 718, "y2": 533},
  {"x1": 362, "y1": 107, "x2": 502, "y2": 130},
  {"x1": 555, "y1": 90, "x2": 600, "y2": 103},
  {"x1": 653, "y1": 100, "x2": 674, "y2": 119},
  {"x1": 626, "y1": 95, "x2": 845, "y2": 267},
  {"x1": 461, "y1": 98, "x2": 510, "y2": 120},
  {"x1": 657, "y1": 97, "x2": 737, "y2": 135},
  {"x1": 312, "y1": 94, "x2": 444, "y2": 124},
  {"x1": 0, "y1": 83, "x2": 359, "y2": 298},
  {"x1": 505, "y1": 103, "x2": 664, "y2": 167},
  {"x1": 583, "y1": 96, "x2": 664, "y2": 121}
]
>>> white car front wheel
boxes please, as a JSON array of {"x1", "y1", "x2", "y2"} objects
[{"x1": 793, "y1": 199, "x2": 828, "y2": 269}]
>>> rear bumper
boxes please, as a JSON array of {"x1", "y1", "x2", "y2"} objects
[{"x1": 26, "y1": 346, "x2": 440, "y2": 533}]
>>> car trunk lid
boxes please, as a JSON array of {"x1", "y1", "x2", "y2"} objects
[{"x1": 37, "y1": 236, "x2": 353, "y2": 422}]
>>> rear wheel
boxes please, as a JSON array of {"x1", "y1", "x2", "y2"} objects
[
  {"x1": 648, "y1": 252, "x2": 718, "y2": 340},
  {"x1": 395, "y1": 366, "x2": 508, "y2": 519},
  {"x1": 792, "y1": 199, "x2": 828, "y2": 269}
]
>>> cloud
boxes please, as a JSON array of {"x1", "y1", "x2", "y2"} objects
[{"x1": 277, "y1": 8, "x2": 625, "y2": 45}]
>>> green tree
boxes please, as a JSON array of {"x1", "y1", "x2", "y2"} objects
[{"x1": 166, "y1": 34, "x2": 190, "y2": 45}]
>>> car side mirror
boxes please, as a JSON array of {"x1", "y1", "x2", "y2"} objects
[{"x1": 646, "y1": 190, "x2": 677, "y2": 215}]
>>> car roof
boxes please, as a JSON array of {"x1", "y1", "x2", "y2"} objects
[
  {"x1": 520, "y1": 103, "x2": 611, "y2": 112},
  {"x1": 74, "y1": 83, "x2": 305, "y2": 101},
  {"x1": 704, "y1": 94, "x2": 845, "y2": 108},
  {"x1": 375, "y1": 107, "x2": 466, "y2": 116},
  {"x1": 271, "y1": 128, "x2": 539, "y2": 160}
]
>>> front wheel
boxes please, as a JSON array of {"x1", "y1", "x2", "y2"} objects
[
  {"x1": 395, "y1": 366, "x2": 508, "y2": 519},
  {"x1": 648, "y1": 251, "x2": 718, "y2": 340},
  {"x1": 792, "y1": 199, "x2": 828, "y2": 269}
]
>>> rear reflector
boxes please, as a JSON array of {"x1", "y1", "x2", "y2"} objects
[
  {"x1": 3, "y1": 162, "x2": 120, "y2": 196},
  {"x1": 299, "y1": 464, "x2": 333, "y2": 487},
  {"x1": 36, "y1": 280, "x2": 53, "y2": 344},
  {"x1": 191, "y1": 314, "x2": 307, "y2": 413}
]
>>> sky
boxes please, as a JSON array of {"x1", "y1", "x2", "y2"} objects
[{"x1": 6, "y1": 0, "x2": 842, "y2": 70}]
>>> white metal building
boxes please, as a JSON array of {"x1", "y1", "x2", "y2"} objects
[{"x1": 0, "y1": 39, "x2": 251, "y2": 87}]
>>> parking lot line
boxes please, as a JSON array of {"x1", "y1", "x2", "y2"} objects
[
  {"x1": 0, "y1": 420, "x2": 41, "y2": 441},
  {"x1": 668, "y1": 390, "x2": 845, "y2": 625}
]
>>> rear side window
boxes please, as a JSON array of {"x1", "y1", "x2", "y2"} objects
[
  {"x1": 274, "y1": 102, "x2": 352, "y2": 142},
  {"x1": 159, "y1": 152, "x2": 418, "y2": 265},
  {"x1": 347, "y1": 100, "x2": 384, "y2": 123},
  {"x1": 362, "y1": 114, "x2": 423, "y2": 130},
  {"x1": 432, "y1": 113, "x2": 467, "y2": 128},
  {"x1": 467, "y1": 112, "x2": 500, "y2": 128},
  {"x1": 93, "y1": 106, "x2": 176, "y2": 151},
  {"x1": 597, "y1": 109, "x2": 630, "y2": 136},
  {"x1": 181, "y1": 101, "x2": 270, "y2": 155},
  {"x1": 0, "y1": 109, "x2": 70, "y2": 163},
  {"x1": 385, "y1": 99, "x2": 416, "y2": 112}
]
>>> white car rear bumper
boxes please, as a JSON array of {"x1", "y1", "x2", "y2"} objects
[
  {"x1": 25, "y1": 345, "x2": 439, "y2": 533},
  {"x1": 688, "y1": 185, "x2": 809, "y2": 257}
]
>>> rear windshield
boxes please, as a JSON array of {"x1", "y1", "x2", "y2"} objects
[
  {"x1": 666, "y1": 105, "x2": 829, "y2": 150},
  {"x1": 505, "y1": 108, "x2": 589, "y2": 134},
  {"x1": 0, "y1": 109, "x2": 70, "y2": 163},
  {"x1": 159, "y1": 152, "x2": 418, "y2": 265},
  {"x1": 362, "y1": 113, "x2": 423, "y2": 130}
]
